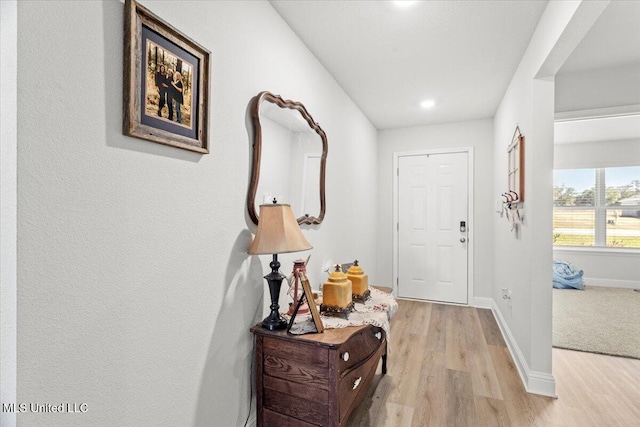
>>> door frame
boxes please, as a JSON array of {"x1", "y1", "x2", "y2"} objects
[{"x1": 392, "y1": 147, "x2": 475, "y2": 305}]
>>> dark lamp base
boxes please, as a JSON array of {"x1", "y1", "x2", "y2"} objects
[
  {"x1": 261, "y1": 253, "x2": 287, "y2": 331},
  {"x1": 261, "y1": 315, "x2": 287, "y2": 331}
]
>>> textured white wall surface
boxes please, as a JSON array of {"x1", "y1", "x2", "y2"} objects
[
  {"x1": 1, "y1": 1, "x2": 18, "y2": 426},
  {"x1": 493, "y1": 0, "x2": 608, "y2": 391},
  {"x1": 554, "y1": 138, "x2": 640, "y2": 169},
  {"x1": 14, "y1": 1, "x2": 376, "y2": 426},
  {"x1": 492, "y1": 0, "x2": 590, "y2": 387},
  {"x1": 375, "y1": 120, "x2": 494, "y2": 299},
  {"x1": 555, "y1": 64, "x2": 640, "y2": 113}
]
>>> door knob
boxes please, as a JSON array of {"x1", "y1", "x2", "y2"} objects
[{"x1": 460, "y1": 238, "x2": 466, "y2": 243}]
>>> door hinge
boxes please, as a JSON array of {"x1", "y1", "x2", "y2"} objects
[
  {"x1": 397, "y1": 167, "x2": 399, "y2": 177},
  {"x1": 397, "y1": 222, "x2": 399, "y2": 231}
]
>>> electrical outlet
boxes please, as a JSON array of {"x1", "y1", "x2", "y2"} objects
[{"x1": 502, "y1": 288, "x2": 513, "y2": 309}]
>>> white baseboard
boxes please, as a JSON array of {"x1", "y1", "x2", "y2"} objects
[
  {"x1": 527, "y1": 370, "x2": 557, "y2": 397},
  {"x1": 473, "y1": 297, "x2": 493, "y2": 309},
  {"x1": 584, "y1": 277, "x2": 640, "y2": 290},
  {"x1": 489, "y1": 299, "x2": 558, "y2": 398}
]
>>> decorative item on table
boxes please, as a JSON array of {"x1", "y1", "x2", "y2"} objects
[
  {"x1": 320, "y1": 264, "x2": 354, "y2": 319},
  {"x1": 347, "y1": 260, "x2": 370, "y2": 303},
  {"x1": 248, "y1": 201, "x2": 312, "y2": 331},
  {"x1": 287, "y1": 271, "x2": 324, "y2": 335},
  {"x1": 286, "y1": 255, "x2": 311, "y2": 316}
]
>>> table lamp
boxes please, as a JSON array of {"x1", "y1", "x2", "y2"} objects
[{"x1": 248, "y1": 202, "x2": 312, "y2": 330}]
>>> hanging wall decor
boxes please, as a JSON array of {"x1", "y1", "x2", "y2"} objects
[
  {"x1": 123, "y1": 0, "x2": 210, "y2": 153},
  {"x1": 507, "y1": 125, "x2": 525, "y2": 202}
]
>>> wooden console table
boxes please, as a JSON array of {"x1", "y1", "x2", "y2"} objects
[{"x1": 251, "y1": 323, "x2": 387, "y2": 427}]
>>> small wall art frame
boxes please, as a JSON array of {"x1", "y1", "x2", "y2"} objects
[
  {"x1": 287, "y1": 271, "x2": 324, "y2": 334},
  {"x1": 507, "y1": 125, "x2": 525, "y2": 202},
  {"x1": 123, "y1": 0, "x2": 210, "y2": 153}
]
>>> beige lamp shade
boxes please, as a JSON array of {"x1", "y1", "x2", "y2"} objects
[{"x1": 248, "y1": 204, "x2": 313, "y2": 255}]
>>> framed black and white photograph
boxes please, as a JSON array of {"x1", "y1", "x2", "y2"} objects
[{"x1": 123, "y1": 0, "x2": 210, "y2": 153}]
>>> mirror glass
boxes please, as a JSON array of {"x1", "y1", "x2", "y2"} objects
[{"x1": 248, "y1": 92, "x2": 327, "y2": 225}]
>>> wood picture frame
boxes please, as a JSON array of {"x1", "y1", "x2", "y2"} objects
[
  {"x1": 287, "y1": 271, "x2": 324, "y2": 334},
  {"x1": 507, "y1": 126, "x2": 525, "y2": 202},
  {"x1": 300, "y1": 272, "x2": 324, "y2": 333},
  {"x1": 123, "y1": 0, "x2": 210, "y2": 153}
]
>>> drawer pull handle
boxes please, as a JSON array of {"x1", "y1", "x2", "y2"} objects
[
  {"x1": 353, "y1": 377, "x2": 362, "y2": 390},
  {"x1": 342, "y1": 352, "x2": 350, "y2": 362},
  {"x1": 375, "y1": 331, "x2": 382, "y2": 340}
]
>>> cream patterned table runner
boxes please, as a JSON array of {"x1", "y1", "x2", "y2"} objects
[{"x1": 283, "y1": 287, "x2": 398, "y2": 339}]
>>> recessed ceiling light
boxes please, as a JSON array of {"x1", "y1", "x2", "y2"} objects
[
  {"x1": 394, "y1": 1, "x2": 417, "y2": 8},
  {"x1": 420, "y1": 99, "x2": 436, "y2": 109}
]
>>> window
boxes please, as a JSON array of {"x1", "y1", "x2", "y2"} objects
[{"x1": 553, "y1": 166, "x2": 640, "y2": 249}]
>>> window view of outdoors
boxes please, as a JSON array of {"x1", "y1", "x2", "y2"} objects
[
  {"x1": 605, "y1": 167, "x2": 640, "y2": 247},
  {"x1": 553, "y1": 167, "x2": 640, "y2": 248}
]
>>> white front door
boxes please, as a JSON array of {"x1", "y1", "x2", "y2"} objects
[{"x1": 397, "y1": 152, "x2": 469, "y2": 304}]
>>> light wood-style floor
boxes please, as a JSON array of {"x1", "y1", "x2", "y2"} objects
[{"x1": 348, "y1": 299, "x2": 640, "y2": 426}]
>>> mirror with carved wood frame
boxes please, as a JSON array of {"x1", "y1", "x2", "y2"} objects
[{"x1": 247, "y1": 91, "x2": 328, "y2": 225}]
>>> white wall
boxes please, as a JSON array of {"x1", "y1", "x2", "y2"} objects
[
  {"x1": 554, "y1": 138, "x2": 640, "y2": 288},
  {"x1": 554, "y1": 139, "x2": 640, "y2": 169},
  {"x1": 1, "y1": 1, "x2": 18, "y2": 426},
  {"x1": 555, "y1": 64, "x2": 640, "y2": 113},
  {"x1": 375, "y1": 120, "x2": 494, "y2": 299},
  {"x1": 14, "y1": 1, "x2": 377, "y2": 426},
  {"x1": 492, "y1": 0, "x2": 608, "y2": 397},
  {"x1": 553, "y1": 248, "x2": 640, "y2": 289},
  {"x1": 553, "y1": 139, "x2": 640, "y2": 169}
]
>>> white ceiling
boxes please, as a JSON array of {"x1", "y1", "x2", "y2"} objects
[
  {"x1": 270, "y1": 0, "x2": 549, "y2": 129},
  {"x1": 271, "y1": 1, "x2": 640, "y2": 131},
  {"x1": 557, "y1": 0, "x2": 640, "y2": 75}
]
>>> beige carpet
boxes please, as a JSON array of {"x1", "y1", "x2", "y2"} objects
[{"x1": 553, "y1": 286, "x2": 640, "y2": 359}]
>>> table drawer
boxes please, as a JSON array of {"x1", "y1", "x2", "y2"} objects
[
  {"x1": 263, "y1": 355, "x2": 328, "y2": 386},
  {"x1": 337, "y1": 326, "x2": 385, "y2": 375},
  {"x1": 264, "y1": 392, "x2": 327, "y2": 426},
  {"x1": 263, "y1": 336, "x2": 328, "y2": 368},
  {"x1": 337, "y1": 343, "x2": 385, "y2": 424},
  {"x1": 263, "y1": 409, "x2": 318, "y2": 427}
]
